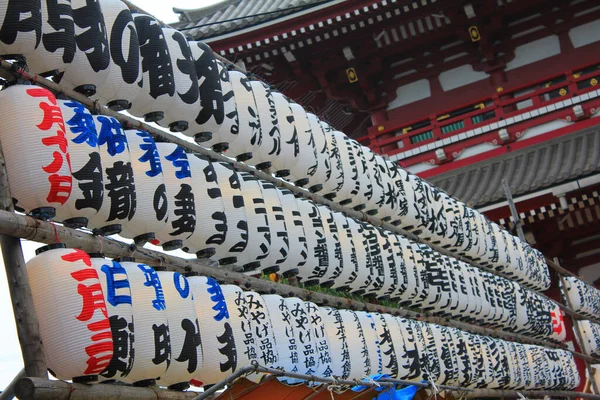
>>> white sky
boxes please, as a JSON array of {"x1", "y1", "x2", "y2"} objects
[{"x1": 0, "y1": 0, "x2": 224, "y2": 391}]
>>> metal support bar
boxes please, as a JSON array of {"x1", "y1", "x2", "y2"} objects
[
  {"x1": 465, "y1": 389, "x2": 600, "y2": 399},
  {"x1": 0, "y1": 368, "x2": 25, "y2": 400},
  {"x1": 502, "y1": 178, "x2": 526, "y2": 242}
]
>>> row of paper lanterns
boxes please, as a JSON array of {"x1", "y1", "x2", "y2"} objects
[
  {"x1": 578, "y1": 320, "x2": 600, "y2": 358},
  {"x1": 0, "y1": 84, "x2": 565, "y2": 341},
  {"x1": 563, "y1": 276, "x2": 600, "y2": 320},
  {"x1": 0, "y1": 0, "x2": 549, "y2": 291},
  {"x1": 27, "y1": 245, "x2": 580, "y2": 390}
]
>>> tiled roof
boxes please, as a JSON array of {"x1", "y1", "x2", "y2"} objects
[
  {"x1": 428, "y1": 126, "x2": 600, "y2": 208},
  {"x1": 173, "y1": 0, "x2": 337, "y2": 40}
]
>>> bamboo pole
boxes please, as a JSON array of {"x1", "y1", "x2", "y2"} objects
[
  {"x1": 502, "y1": 178, "x2": 526, "y2": 242},
  {"x1": 464, "y1": 389, "x2": 600, "y2": 399},
  {"x1": 0, "y1": 368, "x2": 25, "y2": 400},
  {"x1": 0, "y1": 138, "x2": 47, "y2": 379},
  {"x1": 0, "y1": 208, "x2": 597, "y2": 365}
]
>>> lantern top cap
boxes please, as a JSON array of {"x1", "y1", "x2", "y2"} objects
[{"x1": 35, "y1": 243, "x2": 66, "y2": 255}]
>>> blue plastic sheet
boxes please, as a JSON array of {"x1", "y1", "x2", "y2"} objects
[{"x1": 351, "y1": 375, "x2": 421, "y2": 400}]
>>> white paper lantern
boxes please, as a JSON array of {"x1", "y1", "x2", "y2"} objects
[
  {"x1": 209, "y1": 162, "x2": 248, "y2": 266},
  {"x1": 320, "y1": 122, "x2": 344, "y2": 199},
  {"x1": 370, "y1": 314, "x2": 401, "y2": 379},
  {"x1": 304, "y1": 301, "x2": 333, "y2": 378},
  {"x1": 355, "y1": 311, "x2": 383, "y2": 376},
  {"x1": 290, "y1": 102, "x2": 318, "y2": 188},
  {"x1": 92, "y1": 0, "x2": 142, "y2": 111},
  {"x1": 346, "y1": 220, "x2": 373, "y2": 293},
  {"x1": 359, "y1": 223, "x2": 386, "y2": 296},
  {"x1": 295, "y1": 198, "x2": 328, "y2": 285},
  {"x1": 270, "y1": 92, "x2": 300, "y2": 178},
  {"x1": 244, "y1": 291, "x2": 278, "y2": 376},
  {"x1": 262, "y1": 294, "x2": 302, "y2": 383},
  {"x1": 187, "y1": 41, "x2": 224, "y2": 143},
  {"x1": 577, "y1": 320, "x2": 600, "y2": 357},
  {"x1": 276, "y1": 188, "x2": 307, "y2": 277},
  {"x1": 226, "y1": 70, "x2": 261, "y2": 163},
  {"x1": 236, "y1": 172, "x2": 271, "y2": 273},
  {"x1": 416, "y1": 323, "x2": 443, "y2": 384},
  {"x1": 320, "y1": 307, "x2": 352, "y2": 379},
  {"x1": 362, "y1": 146, "x2": 388, "y2": 216},
  {"x1": 186, "y1": 275, "x2": 236, "y2": 386},
  {"x1": 27, "y1": 245, "x2": 113, "y2": 381},
  {"x1": 249, "y1": 80, "x2": 280, "y2": 170},
  {"x1": 330, "y1": 131, "x2": 364, "y2": 209},
  {"x1": 52, "y1": 99, "x2": 101, "y2": 228},
  {"x1": 87, "y1": 115, "x2": 134, "y2": 236},
  {"x1": 337, "y1": 310, "x2": 371, "y2": 380},
  {"x1": 306, "y1": 113, "x2": 331, "y2": 194},
  {"x1": 157, "y1": 271, "x2": 201, "y2": 389},
  {"x1": 118, "y1": 129, "x2": 167, "y2": 244},
  {"x1": 371, "y1": 228, "x2": 398, "y2": 299},
  {"x1": 258, "y1": 180, "x2": 289, "y2": 273},
  {"x1": 60, "y1": 0, "x2": 110, "y2": 96},
  {"x1": 128, "y1": 13, "x2": 175, "y2": 123},
  {"x1": 91, "y1": 255, "x2": 135, "y2": 381},
  {"x1": 330, "y1": 213, "x2": 359, "y2": 291},
  {"x1": 158, "y1": 28, "x2": 199, "y2": 133},
  {"x1": 0, "y1": 0, "x2": 41, "y2": 57},
  {"x1": 283, "y1": 298, "x2": 319, "y2": 376},
  {"x1": 153, "y1": 143, "x2": 196, "y2": 250},
  {"x1": 181, "y1": 154, "x2": 227, "y2": 259},
  {"x1": 23, "y1": 0, "x2": 75, "y2": 77},
  {"x1": 387, "y1": 233, "x2": 408, "y2": 302},
  {"x1": 445, "y1": 327, "x2": 474, "y2": 388},
  {"x1": 0, "y1": 85, "x2": 72, "y2": 220},
  {"x1": 350, "y1": 141, "x2": 374, "y2": 212},
  {"x1": 119, "y1": 260, "x2": 170, "y2": 385},
  {"x1": 316, "y1": 205, "x2": 341, "y2": 286}
]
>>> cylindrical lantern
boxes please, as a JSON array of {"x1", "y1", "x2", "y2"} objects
[
  {"x1": 304, "y1": 301, "x2": 333, "y2": 378},
  {"x1": 0, "y1": 0, "x2": 42, "y2": 57},
  {"x1": 258, "y1": 180, "x2": 289, "y2": 273},
  {"x1": 336, "y1": 310, "x2": 371, "y2": 380},
  {"x1": 0, "y1": 85, "x2": 72, "y2": 220},
  {"x1": 91, "y1": 255, "x2": 135, "y2": 382},
  {"x1": 283, "y1": 298, "x2": 319, "y2": 376},
  {"x1": 358, "y1": 223, "x2": 386, "y2": 295},
  {"x1": 87, "y1": 114, "x2": 134, "y2": 236},
  {"x1": 328, "y1": 131, "x2": 362, "y2": 209},
  {"x1": 244, "y1": 291, "x2": 278, "y2": 379},
  {"x1": 59, "y1": 0, "x2": 110, "y2": 96},
  {"x1": 220, "y1": 285, "x2": 260, "y2": 373},
  {"x1": 119, "y1": 260, "x2": 170, "y2": 385},
  {"x1": 93, "y1": 0, "x2": 142, "y2": 111},
  {"x1": 186, "y1": 275, "x2": 236, "y2": 386},
  {"x1": 158, "y1": 28, "x2": 199, "y2": 133},
  {"x1": 181, "y1": 154, "x2": 227, "y2": 259},
  {"x1": 320, "y1": 307, "x2": 353, "y2": 380},
  {"x1": 118, "y1": 129, "x2": 167, "y2": 244},
  {"x1": 320, "y1": 122, "x2": 344, "y2": 199},
  {"x1": 295, "y1": 198, "x2": 328, "y2": 286},
  {"x1": 27, "y1": 245, "x2": 113, "y2": 381},
  {"x1": 368, "y1": 150, "x2": 396, "y2": 220},
  {"x1": 387, "y1": 233, "x2": 408, "y2": 302},
  {"x1": 391, "y1": 317, "x2": 426, "y2": 381},
  {"x1": 346, "y1": 219, "x2": 372, "y2": 293},
  {"x1": 23, "y1": 0, "x2": 75, "y2": 77},
  {"x1": 54, "y1": 99, "x2": 102, "y2": 228},
  {"x1": 276, "y1": 188, "x2": 307, "y2": 277},
  {"x1": 330, "y1": 213, "x2": 359, "y2": 291},
  {"x1": 355, "y1": 311, "x2": 383, "y2": 376},
  {"x1": 187, "y1": 41, "x2": 224, "y2": 143},
  {"x1": 249, "y1": 80, "x2": 280, "y2": 170},
  {"x1": 577, "y1": 320, "x2": 600, "y2": 358},
  {"x1": 316, "y1": 205, "x2": 341, "y2": 286},
  {"x1": 153, "y1": 143, "x2": 196, "y2": 250},
  {"x1": 289, "y1": 102, "x2": 318, "y2": 188},
  {"x1": 236, "y1": 172, "x2": 271, "y2": 273},
  {"x1": 262, "y1": 295, "x2": 303, "y2": 384},
  {"x1": 270, "y1": 92, "x2": 300, "y2": 178},
  {"x1": 369, "y1": 228, "x2": 397, "y2": 300},
  {"x1": 306, "y1": 112, "x2": 331, "y2": 194},
  {"x1": 209, "y1": 162, "x2": 248, "y2": 266},
  {"x1": 226, "y1": 70, "x2": 261, "y2": 163},
  {"x1": 128, "y1": 13, "x2": 174, "y2": 123},
  {"x1": 157, "y1": 271, "x2": 202, "y2": 389}
]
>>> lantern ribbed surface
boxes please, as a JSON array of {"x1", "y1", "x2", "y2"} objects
[
  {"x1": 250, "y1": 80, "x2": 280, "y2": 170},
  {"x1": 262, "y1": 294, "x2": 302, "y2": 384},
  {"x1": 244, "y1": 291, "x2": 278, "y2": 381},
  {"x1": 306, "y1": 113, "x2": 331, "y2": 194},
  {"x1": 289, "y1": 103, "x2": 317, "y2": 188},
  {"x1": 577, "y1": 320, "x2": 600, "y2": 358},
  {"x1": 153, "y1": 143, "x2": 196, "y2": 250},
  {"x1": 181, "y1": 154, "x2": 227, "y2": 258},
  {"x1": 258, "y1": 180, "x2": 289, "y2": 272},
  {"x1": 55, "y1": 99, "x2": 102, "y2": 228},
  {"x1": 361, "y1": 223, "x2": 385, "y2": 295},
  {"x1": 91, "y1": 256, "x2": 135, "y2": 382},
  {"x1": 276, "y1": 188, "x2": 307, "y2": 276},
  {"x1": 158, "y1": 28, "x2": 199, "y2": 133},
  {"x1": 283, "y1": 297, "x2": 319, "y2": 376},
  {"x1": 226, "y1": 70, "x2": 261, "y2": 163},
  {"x1": 93, "y1": 0, "x2": 142, "y2": 111},
  {"x1": 187, "y1": 41, "x2": 224, "y2": 142},
  {"x1": 355, "y1": 311, "x2": 383, "y2": 377},
  {"x1": 157, "y1": 271, "x2": 202, "y2": 388},
  {"x1": 236, "y1": 172, "x2": 271, "y2": 272},
  {"x1": 119, "y1": 129, "x2": 167, "y2": 243},
  {"x1": 304, "y1": 301, "x2": 333, "y2": 379},
  {"x1": 210, "y1": 162, "x2": 248, "y2": 265},
  {"x1": 128, "y1": 13, "x2": 174, "y2": 123},
  {"x1": 0, "y1": 0, "x2": 41, "y2": 57},
  {"x1": 350, "y1": 139, "x2": 373, "y2": 210},
  {"x1": 205, "y1": 60, "x2": 239, "y2": 150},
  {"x1": 27, "y1": 246, "x2": 113, "y2": 381},
  {"x1": 330, "y1": 131, "x2": 363, "y2": 209},
  {"x1": 295, "y1": 198, "x2": 328, "y2": 285},
  {"x1": 87, "y1": 115, "x2": 134, "y2": 235},
  {"x1": 337, "y1": 310, "x2": 370, "y2": 380},
  {"x1": 119, "y1": 261, "x2": 170, "y2": 384},
  {"x1": 60, "y1": 0, "x2": 110, "y2": 96},
  {"x1": 320, "y1": 122, "x2": 344, "y2": 198},
  {"x1": 392, "y1": 317, "x2": 425, "y2": 381},
  {"x1": 271, "y1": 92, "x2": 300, "y2": 176},
  {"x1": 186, "y1": 275, "x2": 236, "y2": 386},
  {"x1": 347, "y1": 220, "x2": 371, "y2": 293},
  {"x1": 330, "y1": 213, "x2": 359, "y2": 290},
  {"x1": 0, "y1": 85, "x2": 72, "y2": 220},
  {"x1": 370, "y1": 227, "x2": 396, "y2": 299},
  {"x1": 316, "y1": 205, "x2": 341, "y2": 285},
  {"x1": 23, "y1": 0, "x2": 75, "y2": 77},
  {"x1": 320, "y1": 307, "x2": 352, "y2": 379}
]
